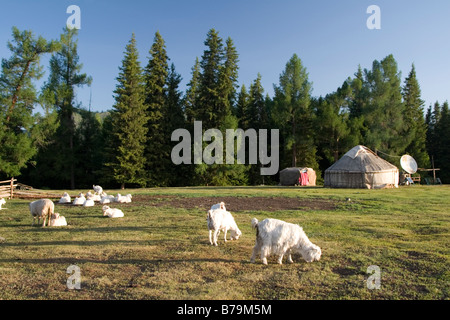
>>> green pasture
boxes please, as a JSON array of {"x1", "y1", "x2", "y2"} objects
[{"x1": 0, "y1": 185, "x2": 448, "y2": 300}]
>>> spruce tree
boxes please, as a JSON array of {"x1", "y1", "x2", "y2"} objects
[
  {"x1": 433, "y1": 101, "x2": 450, "y2": 182},
  {"x1": 235, "y1": 84, "x2": 250, "y2": 129},
  {"x1": 185, "y1": 57, "x2": 201, "y2": 125},
  {"x1": 247, "y1": 73, "x2": 267, "y2": 130},
  {"x1": 402, "y1": 64, "x2": 429, "y2": 168},
  {"x1": 144, "y1": 31, "x2": 170, "y2": 186},
  {"x1": 166, "y1": 63, "x2": 188, "y2": 186},
  {"x1": 109, "y1": 33, "x2": 148, "y2": 189},
  {"x1": 196, "y1": 29, "x2": 224, "y2": 128}
]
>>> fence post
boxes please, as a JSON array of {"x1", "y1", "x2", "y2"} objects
[{"x1": 10, "y1": 177, "x2": 14, "y2": 199}]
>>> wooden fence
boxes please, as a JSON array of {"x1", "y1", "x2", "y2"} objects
[
  {"x1": 0, "y1": 178, "x2": 60, "y2": 199},
  {"x1": 0, "y1": 178, "x2": 15, "y2": 199}
]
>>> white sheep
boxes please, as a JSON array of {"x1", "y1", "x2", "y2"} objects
[
  {"x1": 73, "y1": 193, "x2": 86, "y2": 206},
  {"x1": 29, "y1": 199, "x2": 55, "y2": 227},
  {"x1": 207, "y1": 208, "x2": 242, "y2": 246},
  {"x1": 58, "y1": 192, "x2": 71, "y2": 204},
  {"x1": 49, "y1": 212, "x2": 67, "y2": 227},
  {"x1": 102, "y1": 205, "x2": 124, "y2": 218},
  {"x1": 0, "y1": 198, "x2": 6, "y2": 210},
  {"x1": 250, "y1": 218, "x2": 322, "y2": 265},
  {"x1": 93, "y1": 185, "x2": 103, "y2": 195}
]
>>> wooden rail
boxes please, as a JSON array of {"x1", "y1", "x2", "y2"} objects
[{"x1": 0, "y1": 178, "x2": 60, "y2": 200}]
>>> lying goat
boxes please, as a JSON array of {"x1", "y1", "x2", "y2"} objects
[
  {"x1": 102, "y1": 205, "x2": 124, "y2": 218},
  {"x1": 49, "y1": 213, "x2": 67, "y2": 227}
]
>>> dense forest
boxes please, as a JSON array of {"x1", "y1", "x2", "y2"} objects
[{"x1": 0, "y1": 26, "x2": 449, "y2": 189}]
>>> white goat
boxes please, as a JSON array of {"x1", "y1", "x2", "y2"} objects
[
  {"x1": 49, "y1": 212, "x2": 67, "y2": 227},
  {"x1": 29, "y1": 199, "x2": 55, "y2": 227},
  {"x1": 83, "y1": 195, "x2": 95, "y2": 207},
  {"x1": 100, "y1": 193, "x2": 114, "y2": 204},
  {"x1": 93, "y1": 185, "x2": 103, "y2": 195},
  {"x1": 207, "y1": 208, "x2": 242, "y2": 246},
  {"x1": 73, "y1": 193, "x2": 86, "y2": 206},
  {"x1": 250, "y1": 218, "x2": 321, "y2": 265},
  {"x1": 0, "y1": 198, "x2": 6, "y2": 210},
  {"x1": 58, "y1": 192, "x2": 71, "y2": 204},
  {"x1": 114, "y1": 193, "x2": 132, "y2": 203},
  {"x1": 102, "y1": 205, "x2": 124, "y2": 218}
]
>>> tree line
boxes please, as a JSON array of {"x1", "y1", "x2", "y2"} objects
[{"x1": 0, "y1": 26, "x2": 449, "y2": 189}]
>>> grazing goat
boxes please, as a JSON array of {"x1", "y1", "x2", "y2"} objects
[
  {"x1": 207, "y1": 208, "x2": 241, "y2": 246},
  {"x1": 250, "y1": 218, "x2": 321, "y2": 265},
  {"x1": 102, "y1": 205, "x2": 124, "y2": 218},
  {"x1": 58, "y1": 192, "x2": 71, "y2": 204},
  {"x1": 0, "y1": 198, "x2": 6, "y2": 210},
  {"x1": 29, "y1": 199, "x2": 55, "y2": 227},
  {"x1": 49, "y1": 212, "x2": 67, "y2": 227}
]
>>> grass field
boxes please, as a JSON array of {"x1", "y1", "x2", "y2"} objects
[{"x1": 0, "y1": 185, "x2": 448, "y2": 300}]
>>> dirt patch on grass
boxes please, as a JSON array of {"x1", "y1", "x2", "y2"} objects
[{"x1": 131, "y1": 195, "x2": 337, "y2": 212}]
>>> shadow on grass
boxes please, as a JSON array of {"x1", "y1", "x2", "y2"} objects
[{"x1": 0, "y1": 256, "x2": 238, "y2": 265}]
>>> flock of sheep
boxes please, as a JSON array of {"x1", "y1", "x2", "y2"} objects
[
  {"x1": 1, "y1": 186, "x2": 322, "y2": 265},
  {"x1": 26, "y1": 185, "x2": 128, "y2": 228}
]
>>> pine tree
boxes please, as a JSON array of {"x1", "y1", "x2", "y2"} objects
[
  {"x1": 425, "y1": 101, "x2": 441, "y2": 161},
  {"x1": 193, "y1": 29, "x2": 247, "y2": 186},
  {"x1": 235, "y1": 84, "x2": 250, "y2": 129},
  {"x1": 109, "y1": 33, "x2": 148, "y2": 189},
  {"x1": 0, "y1": 27, "x2": 58, "y2": 178},
  {"x1": 247, "y1": 73, "x2": 267, "y2": 130},
  {"x1": 42, "y1": 27, "x2": 92, "y2": 189},
  {"x1": 402, "y1": 64, "x2": 429, "y2": 168},
  {"x1": 144, "y1": 31, "x2": 170, "y2": 186},
  {"x1": 166, "y1": 63, "x2": 188, "y2": 186},
  {"x1": 196, "y1": 29, "x2": 224, "y2": 128},
  {"x1": 273, "y1": 53, "x2": 317, "y2": 170},
  {"x1": 361, "y1": 55, "x2": 406, "y2": 157},
  {"x1": 218, "y1": 37, "x2": 239, "y2": 129},
  {"x1": 185, "y1": 57, "x2": 201, "y2": 124},
  {"x1": 433, "y1": 101, "x2": 450, "y2": 182}
]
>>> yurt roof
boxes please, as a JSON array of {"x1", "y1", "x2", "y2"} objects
[{"x1": 325, "y1": 145, "x2": 398, "y2": 173}]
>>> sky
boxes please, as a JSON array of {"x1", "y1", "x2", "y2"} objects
[{"x1": 1, "y1": 0, "x2": 449, "y2": 113}]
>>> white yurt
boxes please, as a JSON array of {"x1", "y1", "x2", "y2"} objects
[{"x1": 324, "y1": 145, "x2": 399, "y2": 189}]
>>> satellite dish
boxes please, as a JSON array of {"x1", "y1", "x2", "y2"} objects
[{"x1": 400, "y1": 155, "x2": 418, "y2": 174}]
